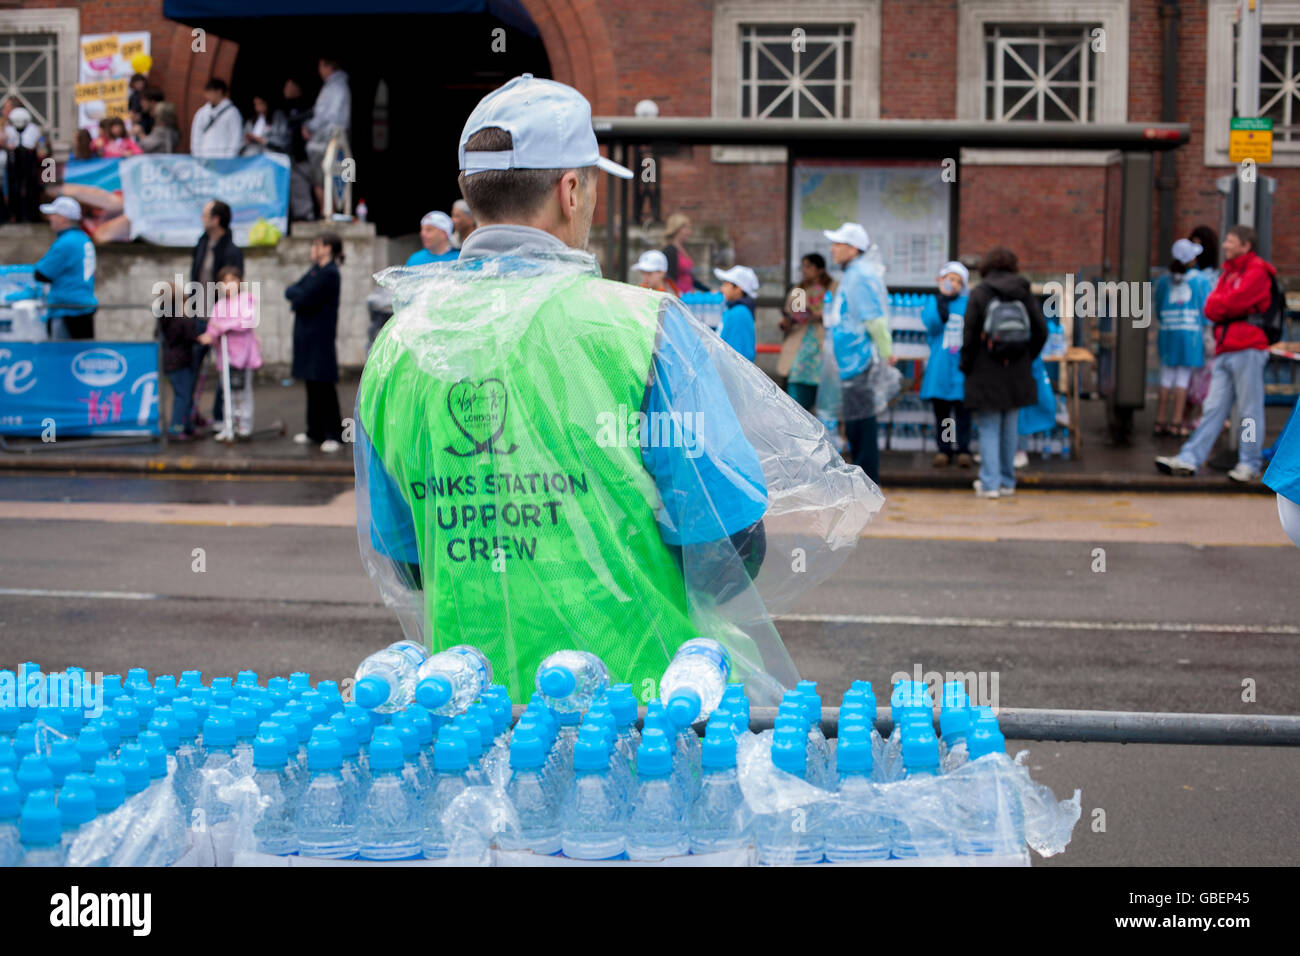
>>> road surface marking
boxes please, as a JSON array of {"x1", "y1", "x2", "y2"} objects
[{"x1": 779, "y1": 612, "x2": 1300, "y2": 635}]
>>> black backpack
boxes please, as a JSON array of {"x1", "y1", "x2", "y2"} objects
[
  {"x1": 1245, "y1": 272, "x2": 1287, "y2": 345},
  {"x1": 982, "y1": 296, "x2": 1032, "y2": 360}
]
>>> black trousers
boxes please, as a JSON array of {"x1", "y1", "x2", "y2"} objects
[
  {"x1": 52, "y1": 312, "x2": 95, "y2": 339},
  {"x1": 305, "y1": 379, "x2": 342, "y2": 442},
  {"x1": 844, "y1": 416, "x2": 879, "y2": 484},
  {"x1": 932, "y1": 398, "x2": 972, "y2": 456}
]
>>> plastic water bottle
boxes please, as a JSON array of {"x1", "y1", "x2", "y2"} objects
[
  {"x1": 119, "y1": 730, "x2": 186, "y2": 866},
  {"x1": 890, "y1": 726, "x2": 955, "y2": 859},
  {"x1": 57, "y1": 772, "x2": 97, "y2": 861},
  {"x1": 755, "y1": 724, "x2": 824, "y2": 865},
  {"x1": 883, "y1": 681, "x2": 931, "y2": 781},
  {"x1": 606, "y1": 685, "x2": 641, "y2": 769},
  {"x1": 243, "y1": 725, "x2": 297, "y2": 856},
  {"x1": 16, "y1": 752, "x2": 53, "y2": 800},
  {"x1": 793, "y1": 683, "x2": 832, "y2": 786},
  {"x1": 0, "y1": 768, "x2": 22, "y2": 866},
  {"x1": 399, "y1": 704, "x2": 435, "y2": 772},
  {"x1": 67, "y1": 759, "x2": 131, "y2": 867},
  {"x1": 230, "y1": 700, "x2": 259, "y2": 774},
  {"x1": 721, "y1": 684, "x2": 750, "y2": 736},
  {"x1": 659, "y1": 638, "x2": 732, "y2": 727},
  {"x1": 625, "y1": 727, "x2": 687, "y2": 860},
  {"x1": 500, "y1": 728, "x2": 561, "y2": 855},
  {"x1": 330, "y1": 711, "x2": 369, "y2": 803},
  {"x1": 390, "y1": 712, "x2": 432, "y2": 798},
  {"x1": 824, "y1": 729, "x2": 890, "y2": 861},
  {"x1": 19, "y1": 789, "x2": 63, "y2": 866},
  {"x1": 536, "y1": 650, "x2": 609, "y2": 715},
  {"x1": 194, "y1": 709, "x2": 244, "y2": 827},
  {"x1": 644, "y1": 701, "x2": 691, "y2": 807},
  {"x1": 414, "y1": 645, "x2": 492, "y2": 717},
  {"x1": 842, "y1": 682, "x2": 884, "y2": 766},
  {"x1": 940, "y1": 684, "x2": 972, "y2": 773},
  {"x1": 955, "y1": 720, "x2": 1025, "y2": 855},
  {"x1": 560, "y1": 724, "x2": 626, "y2": 860},
  {"x1": 353, "y1": 640, "x2": 431, "y2": 714},
  {"x1": 296, "y1": 727, "x2": 359, "y2": 859},
  {"x1": 687, "y1": 715, "x2": 750, "y2": 854},
  {"x1": 422, "y1": 724, "x2": 470, "y2": 859},
  {"x1": 356, "y1": 727, "x2": 423, "y2": 860},
  {"x1": 583, "y1": 704, "x2": 633, "y2": 801}
]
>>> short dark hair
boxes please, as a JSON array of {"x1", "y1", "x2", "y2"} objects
[
  {"x1": 208, "y1": 200, "x2": 233, "y2": 230},
  {"x1": 318, "y1": 231, "x2": 345, "y2": 263},
  {"x1": 802, "y1": 252, "x2": 826, "y2": 270},
  {"x1": 979, "y1": 246, "x2": 1019, "y2": 275},
  {"x1": 1228, "y1": 224, "x2": 1258, "y2": 252},
  {"x1": 141, "y1": 86, "x2": 165, "y2": 104},
  {"x1": 204, "y1": 78, "x2": 229, "y2": 95},
  {"x1": 131, "y1": 73, "x2": 147, "y2": 85},
  {"x1": 216, "y1": 264, "x2": 243, "y2": 282},
  {"x1": 1190, "y1": 225, "x2": 1219, "y2": 270},
  {"x1": 319, "y1": 55, "x2": 341, "y2": 70},
  {"x1": 457, "y1": 127, "x2": 593, "y2": 224}
]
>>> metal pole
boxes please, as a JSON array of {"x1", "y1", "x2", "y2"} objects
[{"x1": 1237, "y1": 0, "x2": 1261, "y2": 227}]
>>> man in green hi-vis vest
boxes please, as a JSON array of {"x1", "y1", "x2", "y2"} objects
[{"x1": 354, "y1": 75, "x2": 776, "y2": 703}]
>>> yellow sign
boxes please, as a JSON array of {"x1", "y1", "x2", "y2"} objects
[
  {"x1": 120, "y1": 39, "x2": 145, "y2": 60},
  {"x1": 102, "y1": 98, "x2": 130, "y2": 120},
  {"x1": 82, "y1": 36, "x2": 118, "y2": 61},
  {"x1": 74, "y1": 78, "x2": 129, "y2": 104},
  {"x1": 1229, "y1": 117, "x2": 1273, "y2": 163}
]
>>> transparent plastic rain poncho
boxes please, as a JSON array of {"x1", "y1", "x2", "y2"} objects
[
  {"x1": 816, "y1": 246, "x2": 903, "y2": 424},
  {"x1": 354, "y1": 243, "x2": 884, "y2": 705}
]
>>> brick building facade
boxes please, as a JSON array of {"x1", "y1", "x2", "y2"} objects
[{"x1": 4, "y1": 1, "x2": 1295, "y2": 280}]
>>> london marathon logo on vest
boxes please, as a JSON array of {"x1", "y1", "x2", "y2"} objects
[{"x1": 445, "y1": 377, "x2": 518, "y2": 456}]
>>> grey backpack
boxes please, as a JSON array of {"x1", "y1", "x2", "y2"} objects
[{"x1": 982, "y1": 296, "x2": 1032, "y2": 360}]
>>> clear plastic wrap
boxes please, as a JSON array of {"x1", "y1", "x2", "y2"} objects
[
  {"x1": 111, "y1": 780, "x2": 189, "y2": 866},
  {"x1": 355, "y1": 244, "x2": 884, "y2": 704},
  {"x1": 816, "y1": 247, "x2": 902, "y2": 424}
]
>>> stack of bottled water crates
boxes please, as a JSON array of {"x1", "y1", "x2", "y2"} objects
[{"x1": 1, "y1": 644, "x2": 1074, "y2": 866}]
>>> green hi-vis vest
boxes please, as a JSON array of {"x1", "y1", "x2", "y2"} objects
[{"x1": 359, "y1": 270, "x2": 699, "y2": 702}]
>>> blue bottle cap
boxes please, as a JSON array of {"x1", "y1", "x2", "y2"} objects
[
  {"x1": 91, "y1": 759, "x2": 126, "y2": 811},
  {"x1": 967, "y1": 724, "x2": 1006, "y2": 761},
  {"x1": 415, "y1": 674, "x2": 452, "y2": 710},
  {"x1": 203, "y1": 710, "x2": 237, "y2": 748},
  {"x1": 901, "y1": 728, "x2": 941, "y2": 772},
  {"x1": 643, "y1": 699, "x2": 672, "y2": 737},
  {"x1": 153, "y1": 675, "x2": 177, "y2": 703},
  {"x1": 553, "y1": 708, "x2": 580, "y2": 726},
  {"x1": 285, "y1": 700, "x2": 313, "y2": 744},
  {"x1": 47, "y1": 739, "x2": 81, "y2": 786},
  {"x1": 455, "y1": 716, "x2": 483, "y2": 759},
  {"x1": 266, "y1": 676, "x2": 291, "y2": 707},
  {"x1": 665, "y1": 687, "x2": 701, "y2": 728},
  {"x1": 970, "y1": 706, "x2": 999, "y2": 731},
  {"x1": 288, "y1": 672, "x2": 312, "y2": 696},
  {"x1": 0, "y1": 700, "x2": 18, "y2": 735},
  {"x1": 100, "y1": 675, "x2": 123, "y2": 706},
  {"x1": 402, "y1": 703, "x2": 434, "y2": 742},
  {"x1": 246, "y1": 689, "x2": 274, "y2": 723},
  {"x1": 368, "y1": 727, "x2": 405, "y2": 772},
  {"x1": 235, "y1": 670, "x2": 260, "y2": 689},
  {"x1": 940, "y1": 705, "x2": 971, "y2": 739},
  {"x1": 482, "y1": 687, "x2": 512, "y2": 734},
  {"x1": 230, "y1": 701, "x2": 258, "y2": 740},
  {"x1": 58, "y1": 773, "x2": 98, "y2": 826},
  {"x1": 0, "y1": 739, "x2": 15, "y2": 774},
  {"x1": 701, "y1": 721, "x2": 738, "y2": 770},
  {"x1": 306, "y1": 727, "x2": 342, "y2": 771},
  {"x1": 770, "y1": 726, "x2": 807, "y2": 776},
  {"x1": 342, "y1": 703, "x2": 373, "y2": 745},
  {"x1": 389, "y1": 713, "x2": 421, "y2": 759},
  {"x1": 126, "y1": 667, "x2": 149, "y2": 687},
  {"x1": 253, "y1": 726, "x2": 289, "y2": 769},
  {"x1": 112, "y1": 697, "x2": 140, "y2": 736},
  {"x1": 117, "y1": 745, "x2": 150, "y2": 794},
  {"x1": 316, "y1": 681, "x2": 343, "y2": 715},
  {"x1": 849, "y1": 679, "x2": 873, "y2": 696},
  {"x1": 329, "y1": 712, "x2": 360, "y2": 756},
  {"x1": 20, "y1": 789, "x2": 61, "y2": 846},
  {"x1": 170, "y1": 701, "x2": 199, "y2": 739},
  {"x1": 572, "y1": 725, "x2": 610, "y2": 771},
  {"x1": 636, "y1": 727, "x2": 672, "y2": 776},
  {"x1": 136, "y1": 731, "x2": 167, "y2": 778},
  {"x1": 12, "y1": 722, "x2": 37, "y2": 759},
  {"x1": 606, "y1": 685, "x2": 637, "y2": 726},
  {"x1": 467, "y1": 703, "x2": 494, "y2": 743},
  {"x1": 433, "y1": 724, "x2": 469, "y2": 772},
  {"x1": 188, "y1": 686, "x2": 212, "y2": 723},
  {"x1": 537, "y1": 665, "x2": 575, "y2": 699},
  {"x1": 941, "y1": 681, "x2": 971, "y2": 711},
  {"x1": 300, "y1": 690, "x2": 328, "y2": 723},
  {"x1": 0, "y1": 768, "x2": 19, "y2": 818},
  {"x1": 836, "y1": 732, "x2": 873, "y2": 774},
  {"x1": 509, "y1": 729, "x2": 546, "y2": 770},
  {"x1": 353, "y1": 676, "x2": 390, "y2": 710},
  {"x1": 75, "y1": 726, "x2": 108, "y2": 771},
  {"x1": 16, "y1": 753, "x2": 53, "y2": 797},
  {"x1": 211, "y1": 676, "x2": 234, "y2": 694},
  {"x1": 178, "y1": 670, "x2": 204, "y2": 690}
]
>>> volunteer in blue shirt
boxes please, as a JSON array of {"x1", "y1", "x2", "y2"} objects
[
  {"x1": 1266, "y1": 402, "x2": 1300, "y2": 547},
  {"x1": 406, "y1": 211, "x2": 460, "y2": 266},
  {"x1": 1153, "y1": 238, "x2": 1212, "y2": 438},
  {"x1": 714, "y1": 264, "x2": 758, "y2": 361},
  {"x1": 920, "y1": 260, "x2": 971, "y2": 468},
  {"x1": 33, "y1": 196, "x2": 98, "y2": 339},
  {"x1": 824, "y1": 222, "x2": 892, "y2": 483}
]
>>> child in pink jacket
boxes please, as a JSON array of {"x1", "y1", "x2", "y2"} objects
[{"x1": 198, "y1": 265, "x2": 263, "y2": 439}]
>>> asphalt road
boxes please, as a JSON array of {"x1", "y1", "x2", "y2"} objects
[{"x1": 1, "y1": 473, "x2": 1297, "y2": 865}]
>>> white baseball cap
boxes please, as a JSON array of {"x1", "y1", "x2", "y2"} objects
[
  {"x1": 823, "y1": 222, "x2": 869, "y2": 251},
  {"x1": 937, "y1": 260, "x2": 970, "y2": 284},
  {"x1": 714, "y1": 265, "x2": 760, "y2": 297},
  {"x1": 633, "y1": 250, "x2": 669, "y2": 273},
  {"x1": 39, "y1": 196, "x2": 82, "y2": 220},
  {"x1": 459, "y1": 73, "x2": 633, "y2": 179},
  {"x1": 420, "y1": 211, "x2": 454, "y2": 237},
  {"x1": 1171, "y1": 238, "x2": 1204, "y2": 265}
]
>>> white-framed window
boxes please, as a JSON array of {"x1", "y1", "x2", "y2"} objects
[
  {"x1": 0, "y1": 8, "x2": 78, "y2": 152},
  {"x1": 1205, "y1": 0, "x2": 1300, "y2": 166},
  {"x1": 739, "y1": 23, "x2": 854, "y2": 120},
  {"x1": 712, "y1": 1, "x2": 880, "y2": 161},
  {"x1": 957, "y1": 1, "x2": 1128, "y2": 124},
  {"x1": 984, "y1": 24, "x2": 1101, "y2": 122}
]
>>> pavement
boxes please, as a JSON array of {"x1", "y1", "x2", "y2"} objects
[{"x1": 0, "y1": 370, "x2": 1291, "y2": 492}]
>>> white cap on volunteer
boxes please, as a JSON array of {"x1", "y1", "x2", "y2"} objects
[
  {"x1": 459, "y1": 73, "x2": 633, "y2": 179},
  {"x1": 420, "y1": 211, "x2": 454, "y2": 237},
  {"x1": 714, "y1": 265, "x2": 760, "y2": 297},
  {"x1": 633, "y1": 250, "x2": 669, "y2": 273},
  {"x1": 1171, "y1": 238, "x2": 1204, "y2": 265},
  {"x1": 39, "y1": 196, "x2": 82, "y2": 220},
  {"x1": 823, "y1": 222, "x2": 869, "y2": 251},
  {"x1": 937, "y1": 260, "x2": 970, "y2": 285}
]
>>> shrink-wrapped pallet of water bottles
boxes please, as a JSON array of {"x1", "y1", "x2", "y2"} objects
[{"x1": 0, "y1": 640, "x2": 1080, "y2": 866}]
